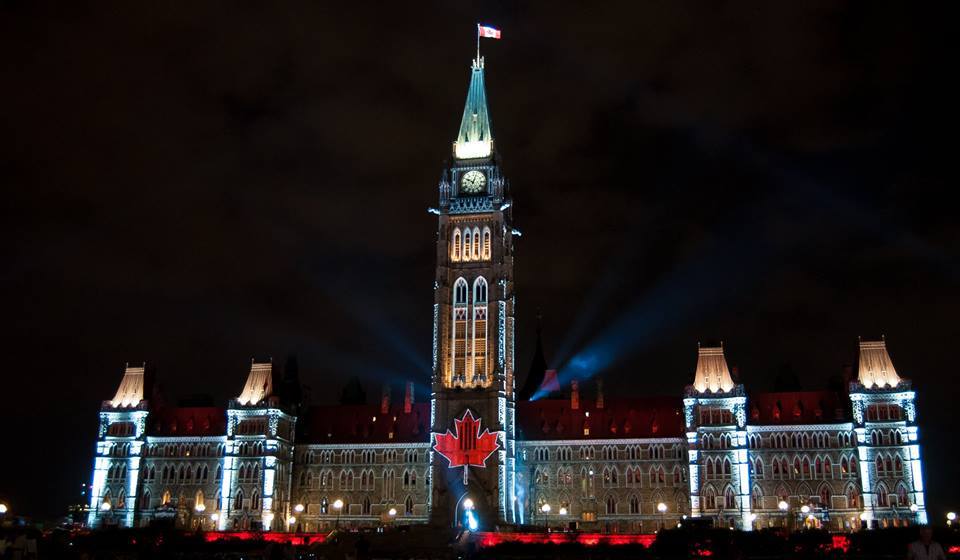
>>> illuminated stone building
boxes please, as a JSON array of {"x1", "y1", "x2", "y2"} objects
[{"x1": 87, "y1": 56, "x2": 927, "y2": 533}]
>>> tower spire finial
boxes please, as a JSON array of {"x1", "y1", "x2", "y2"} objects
[{"x1": 453, "y1": 50, "x2": 494, "y2": 160}]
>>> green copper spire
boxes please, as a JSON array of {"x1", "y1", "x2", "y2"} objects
[{"x1": 453, "y1": 57, "x2": 493, "y2": 160}]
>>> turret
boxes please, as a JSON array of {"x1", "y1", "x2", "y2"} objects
[
  {"x1": 88, "y1": 363, "x2": 151, "y2": 528},
  {"x1": 683, "y1": 344, "x2": 751, "y2": 529},
  {"x1": 849, "y1": 338, "x2": 926, "y2": 525},
  {"x1": 221, "y1": 360, "x2": 298, "y2": 530}
]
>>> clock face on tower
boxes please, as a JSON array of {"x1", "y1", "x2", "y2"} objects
[{"x1": 460, "y1": 170, "x2": 487, "y2": 194}]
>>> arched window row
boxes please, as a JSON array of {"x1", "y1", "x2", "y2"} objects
[
  {"x1": 235, "y1": 441, "x2": 265, "y2": 456},
  {"x1": 141, "y1": 463, "x2": 216, "y2": 484},
  {"x1": 870, "y1": 429, "x2": 905, "y2": 447},
  {"x1": 757, "y1": 431, "x2": 856, "y2": 450},
  {"x1": 538, "y1": 463, "x2": 685, "y2": 491},
  {"x1": 761, "y1": 454, "x2": 859, "y2": 480},
  {"x1": 450, "y1": 226, "x2": 492, "y2": 262},
  {"x1": 700, "y1": 433, "x2": 733, "y2": 450},
  {"x1": 144, "y1": 443, "x2": 227, "y2": 458},
  {"x1": 237, "y1": 463, "x2": 261, "y2": 483},
  {"x1": 874, "y1": 452, "x2": 905, "y2": 478},
  {"x1": 700, "y1": 485, "x2": 738, "y2": 511},
  {"x1": 703, "y1": 457, "x2": 733, "y2": 480},
  {"x1": 866, "y1": 403, "x2": 905, "y2": 422}
]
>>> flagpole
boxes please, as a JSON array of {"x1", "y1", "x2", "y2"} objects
[{"x1": 476, "y1": 23, "x2": 480, "y2": 63}]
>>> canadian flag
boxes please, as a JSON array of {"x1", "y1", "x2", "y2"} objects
[{"x1": 478, "y1": 25, "x2": 501, "y2": 39}]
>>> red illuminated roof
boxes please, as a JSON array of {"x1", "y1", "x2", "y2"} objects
[
  {"x1": 748, "y1": 390, "x2": 849, "y2": 425},
  {"x1": 301, "y1": 403, "x2": 431, "y2": 444},
  {"x1": 517, "y1": 396, "x2": 684, "y2": 440},
  {"x1": 148, "y1": 406, "x2": 227, "y2": 436}
]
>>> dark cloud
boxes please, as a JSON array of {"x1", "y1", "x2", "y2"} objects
[{"x1": 1, "y1": 1, "x2": 956, "y2": 519}]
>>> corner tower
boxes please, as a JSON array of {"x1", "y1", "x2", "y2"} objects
[
  {"x1": 430, "y1": 56, "x2": 517, "y2": 528},
  {"x1": 88, "y1": 364, "x2": 151, "y2": 528},
  {"x1": 849, "y1": 338, "x2": 927, "y2": 526},
  {"x1": 683, "y1": 344, "x2": 753, "y2": 529}
]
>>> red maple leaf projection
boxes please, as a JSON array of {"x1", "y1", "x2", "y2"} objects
[{"x1": 433, "y1": 410, "x2": 500, "y2": 472}]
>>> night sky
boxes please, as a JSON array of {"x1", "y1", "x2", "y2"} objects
[{"x1": 2, "y1": 2, "x2": 957, "y2": 520}]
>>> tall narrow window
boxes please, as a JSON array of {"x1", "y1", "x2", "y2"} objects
[
  {"x1": 819, "y1": 484, "x2": 832, "y2": 506},
  {"x1": 452, "y1": 278, "x2": 469, "y2": 384},
  {"x1": 472, "y1": 277, "x2": 488, "y2": 383},
  {"x1": 472, "y1": 227, "x2": 481, "y2": 260},
  {"x1": 703, "y1": 487, "x2": 716, "y2": 510},
  {"x1": 463, "y1": 230, "x2": 472, "y2": 262},
  {"x1": 482, "y1": 227, "x2": 491, "y2": 260},
  {"x1": 724, "y1": 486, "x2": 736, "y2": 509},
  {"x1": 451, "y1": 228, "x2": 461, "y2": 262}
]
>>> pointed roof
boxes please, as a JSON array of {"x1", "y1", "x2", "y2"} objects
[
  {"x1": 110, "y1": 364, "x2": 146, "y2": 408},
  {"x1": 692, "y1": 344, "x2": 736, "y2": 394},
  {"x1": 453, "y1": 57, "x2": 493, "y2": 160},
  {"x1": 857, "y1": 338, "x2": 901, "y2": 388},
  {"x1": 237, "y1": 361, "x2": 273, "y2": 406}
]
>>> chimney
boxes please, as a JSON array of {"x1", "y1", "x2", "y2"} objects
[
  {"x1": 570, "y1": 379, "x2": 580, "y2": 410},
  {"x1": 596, "y1": 378, "x2": 605, "y2": 409},
  {"x1": 404, "y1": 381, "x2": 414, "y2": 414},
  {"x1": 380, "y1": 384, "x2": 391, "y2": 414}
]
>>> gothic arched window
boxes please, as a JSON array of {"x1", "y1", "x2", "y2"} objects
[
  {"x1": 472, "y1": 227, "x2": 481, "y2": 260},
  {"x1": 462, "y1": 229, "x2": 472, "y2": 262},
  {"x1": 724, "y1": 486, "x2": 736, "y2": 509},
  {"x1": 451, "y1": 277, "x2": 470, "y2": 383},
  {"x1": 451, "y1": 228, "x2": 462, "y2": 262},
  {"x1": 819, "y1": 484, "x2": 832, "y2": 506},
  {"x1": 703, "y1": 486, "x2": 716, "y2": 510},
  {"x1": 472, "y1": 277, "x2": 488, "y2": 382},
  {"x1": 482, "y1": 227, "x2": 491, "y2": 260},
  {"x1": 896, "y1": 484, "x2": 909, "y2": 507},
  {"x1": 846, "y1": 485, "x2": 859, "y2": 508},
  {"x1": 606, "y1": 495, "x2": 617, "y2": 514},
  {"x1": 875, "y1": 483, "x2": 889, "y2": 507}
]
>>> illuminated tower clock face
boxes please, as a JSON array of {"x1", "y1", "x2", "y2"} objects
[{"x1": 460, "y1": 170, "x2": 486, "y2": 194}]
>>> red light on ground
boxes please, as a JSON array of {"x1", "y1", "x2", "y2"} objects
[
  {"x1": 831, "y1": 535, "x2": 850, "y2": 553},
  {"x1": 948, "y1": 545, "x2": 960, "y2": 554},
  {"x1": 204, "y1": 532, "x2": 326, "y2": 546},
  {"x1": 473, "y1": 532, "x2": 655, "y2": 548}
]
